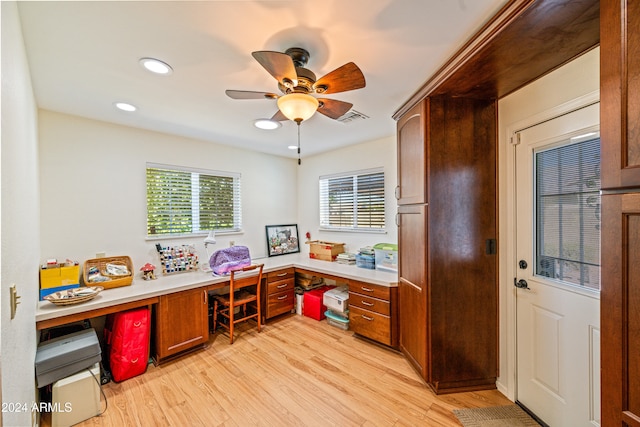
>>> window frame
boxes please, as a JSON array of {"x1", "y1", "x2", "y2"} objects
[
  {"x1": 319, "y1": 167, "x2": 386, "y2": 233},
  {"x1": 146, "y1": 163, "x2": 242, "y2": 239}
]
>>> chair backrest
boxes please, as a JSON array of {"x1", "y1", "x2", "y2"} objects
[{"x1": 229, "y1": 263, "x2": 264, "y2": 298}]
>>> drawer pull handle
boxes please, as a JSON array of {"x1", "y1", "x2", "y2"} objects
[
  {"x1": 276, "y1": 272, "x2": 288, "y2": 277},
  {"x1": 277, "y1": 295, "x2": 288, "y2": 300},
  {"x1": 361, "y1": 314, "x2": 374, "y2": 321},
  {"x1": 277, "y1": 283, "x2": 288, "y2": 289},
  {"x1": 361, "y1": 286, "x2": 374, "y2": 293},
  {"x1": 361, "y1": 301, "x2": 374, "y2": 306}
]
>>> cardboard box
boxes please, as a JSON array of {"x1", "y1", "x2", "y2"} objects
[
  {"x1": 303, "y1": 286, "x2": 332, "y2": 320},
  {"x1": 40, "y1": 265, "x2": 80, "y2": 289},
  {"x1": 307, "y1": 241, "x2": 345, "y2": 262}
]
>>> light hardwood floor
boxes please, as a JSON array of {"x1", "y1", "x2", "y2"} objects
[{"x1": 72, "y1": 314, "x2": 512, "y2": 426}]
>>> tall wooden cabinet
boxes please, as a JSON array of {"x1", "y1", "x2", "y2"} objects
[
  {"x1": 396, "y1": 96, "x2": 498, "y2": 394},
  {"x1": 601, "y1": 1, "x2": 640, "y2": 425}
]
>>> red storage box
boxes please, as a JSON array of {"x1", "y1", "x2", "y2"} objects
[{"x1": 303, "y1": 286, "x2": 333, "y2": 320}]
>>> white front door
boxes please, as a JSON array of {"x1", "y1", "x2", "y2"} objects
[{"x1": 514, "y1": 102, "x2": 601, "y2": 426}]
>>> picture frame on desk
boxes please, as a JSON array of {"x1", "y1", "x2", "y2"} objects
[{"x1": 265, "y1": 224, "x2": 300, "y2": 257}]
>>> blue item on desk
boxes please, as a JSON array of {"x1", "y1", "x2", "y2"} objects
[{"x1": 209, "y1": 245, "x2": 251, "y2": 275}]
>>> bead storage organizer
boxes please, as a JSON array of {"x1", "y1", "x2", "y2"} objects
[{"x1": 155, "y1": 244, "x2": 199, "y2": 275}]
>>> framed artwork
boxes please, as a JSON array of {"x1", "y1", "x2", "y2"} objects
[{"x1": 265, "y1": 224, "x2": 300, "y2": 257}]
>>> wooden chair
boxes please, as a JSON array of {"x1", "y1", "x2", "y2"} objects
[{"x1": 212, "y1": 263, "x2": 263, "y2": 344}]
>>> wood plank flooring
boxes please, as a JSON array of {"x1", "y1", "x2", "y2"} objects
[{"x1": 72, "y1": 315, "x2": 512, "y2": 426}]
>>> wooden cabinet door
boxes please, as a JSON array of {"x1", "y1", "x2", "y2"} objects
[
  {"x1": 601, "y1": 1, "x2": 640, "y2": 189},
  {"x1": 397, "y1": 99, "x2": 428, "y2": 205},
  {"x1": 155, "y1": 288, "x2": 209, "y2": 361},
  {"x1": 602, "y1": 194, "x2": 640, "y2": 426},
  {"x1": 397, "y1": 203, "x2": 428, "y2": 378}
]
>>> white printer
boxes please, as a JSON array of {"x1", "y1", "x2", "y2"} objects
[
  {"x1": 323, "y1": 286, "x2": 349, "y2": 315},
  {"x1": 35, "y1": 328, "x2": 102, "y2": 388}
]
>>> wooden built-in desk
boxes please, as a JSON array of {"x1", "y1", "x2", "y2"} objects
[{"x1": 35, "y1": 254, "x2": 398, "y2": 362}]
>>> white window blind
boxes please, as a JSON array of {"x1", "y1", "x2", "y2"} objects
[
  {"x1": 146, "y1": 163, "x2": 241, "y2": 237},
  {"x1": 319, "y1": 168, "x2": 385, "y2": 232},
  {"x1": 535, "y1": 136, "x2": 600, "y2": 290}
]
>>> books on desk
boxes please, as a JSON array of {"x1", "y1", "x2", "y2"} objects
[{"x1": 336, "y1": 252, "x2": 356, "y2": 265}]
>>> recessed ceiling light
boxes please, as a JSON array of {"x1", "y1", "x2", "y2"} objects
[
  {"x1": 253, "y1": 119, "x2": 281, "y2": 130},
  {"x1": 288, "y1": 145, "x2": 298, "y2": 150},
  {"x1": 114, "y1": 102, "x2": 137, "y2": 112},
  {"x1": 139, "y1": 57, "x2": 173, "y2": 75}
]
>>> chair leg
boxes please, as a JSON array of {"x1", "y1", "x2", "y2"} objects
[
  {"x1": 229, "y1": 303, "x2": 234, "y2": 345},
  {"x1": 212, "y1": 300, "x2": 218, "y2": 333}
]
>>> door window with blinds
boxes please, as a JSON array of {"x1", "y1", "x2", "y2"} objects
[
  {"x1": 319, "y1": 168, "x2": 385, "y2": 232},
  {"x1": 535, "y1": 134, "x2": 600, "y2": 290},
  {"x1": 146, "y1": 163, "x2": 241, "y2": 237}
]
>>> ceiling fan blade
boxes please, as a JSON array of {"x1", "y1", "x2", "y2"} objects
[
  {"x1": 225, "y1": 90, "x2": 278, "y2": 100},
  {"x1": 317, "y1": 98, "x2": 353, "y2": 120},
  {"x1": 251, "y1": 51, "x2": 297, "y2": 86},
  {"x1": 271, "y1": 110, "x2": 288, "y2": 121},
  {"x1": 314, "y1": 62, "x2": 366, "y2": 94}
]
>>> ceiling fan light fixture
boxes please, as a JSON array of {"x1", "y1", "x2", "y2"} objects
[
  {"x1": 139, "y1": 57, "x2": 173, "y2": 75},
  {"x1": 253, "y1": 118, "x2": 281, "y2": 130},
  {"x1": 277, "y1": 93, "x2": 319, "y2": 123}
]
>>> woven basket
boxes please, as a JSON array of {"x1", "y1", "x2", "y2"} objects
[{"x1": 83, "y1": 256, "x2": 133, "y2": 289}]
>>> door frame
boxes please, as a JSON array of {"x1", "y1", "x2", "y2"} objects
[{"x1": 500, "y1": 90, "x2": 600, "y2": 400}]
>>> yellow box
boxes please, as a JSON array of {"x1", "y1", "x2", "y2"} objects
[
  {"x1": 40, "y1": 265, "x2": 80, "y2": 289},
  {"x1": 307, "y1": 241, "x2": 345, "y2": 262}
]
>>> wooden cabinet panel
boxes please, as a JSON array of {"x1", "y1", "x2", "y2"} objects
[
  {"x1": 601, "y1": 0, "x2": 640, "y2": 189},
  {"x1": 602, "y1": 194, "x2": 640, "y2": 426},
  {"x1": 349, "y1": 306, "x2": 392, "y2": 347},
  {"x1": 348, "y1": 280, "x2": 390, "y2": 301},
  {"x1": 266, "y1": 289, "x2": 295, "y2": 318},
  {"x1": 264, "y1": 269, "x2": 295, "y2": 320},
  {"x1": 267, "y1": 277, "x2": 294, "y2": 294},
  {"x1": 398, "y1": 204, "x2": 428, "y2": 377},
  {"x1": 349, "y1": 294, "x2": 390, "y2": 316},
  {"x1": 267, "y1": 268, "x2": 295, "y2": 281},
  {"x1": 348, "y1": 281, "x2": 397, "y2": 348},
  {"x1": 397, "y1": 99, "x2": 428, "y2": 205},
  {"x1": 155, "y1": 287, "x2": 209, "y2": 362}
]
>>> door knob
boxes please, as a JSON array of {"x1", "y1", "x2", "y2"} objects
[{"x1": 514, "y1": 278, "x2": 530, "y2": 289}]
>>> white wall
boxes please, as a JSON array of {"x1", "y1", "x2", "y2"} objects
[
  {"x1": 496, "y1": 47, "x2": 600, "y2": 398},
  {"x1": 39, "y1": 111, "x2": 299, "y2": 268},
  {"x1": 1, "y1": 2, "x2": 41, "y2": 425},
  {"x1": 296, "y1": 135, "x2": 398, "y2": 254}
]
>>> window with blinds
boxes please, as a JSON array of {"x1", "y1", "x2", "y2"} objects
[
  {"x1": 535, "y1": 135, "x2": 600, "y2": 290},
  {"x1": 319, "y1": 168, "x2": 385, "y2": 232},
  {"x1": 146, "y1": 163, "x2": 241, "y2": 237}
]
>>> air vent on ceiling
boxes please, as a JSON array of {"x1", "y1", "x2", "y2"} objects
[{"x1": 337, "y1": 110, "x2": 370, "y2": 124}]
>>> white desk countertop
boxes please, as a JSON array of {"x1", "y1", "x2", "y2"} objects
[{"x1": 35, "y1": 253, "x2": 398, "y2": 324}]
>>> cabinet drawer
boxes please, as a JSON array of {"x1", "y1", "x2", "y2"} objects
[
  {"x1": 266, "y1": 289, "x2": 294, "y2": 318},
  {"x1": 267, "y1": 268, "x2": 295, "y2": 282},
  {"x1": 349, "y1": 280, "x2": 390, "y2": 301},
  {"x1": 349, "y1": 293, "x2": 390, "y2": 316},
  {"x1": 349, "y1": 306, "x2": 391, "y2": 346},
  {"x1": 267, "y1": 277, "x2": 294, "y2": 295}
]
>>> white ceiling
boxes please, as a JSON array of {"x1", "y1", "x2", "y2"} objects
[{"x1": 16, "y1": 0, "x2": 507, "y2": 159}]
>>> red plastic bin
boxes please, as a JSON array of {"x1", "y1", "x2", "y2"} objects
[{"x1": 303, "y1": 286, "x2": 333, "y2": 320}]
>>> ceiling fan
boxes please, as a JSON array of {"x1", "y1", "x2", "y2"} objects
[{"x1": 225, "y1": 47, "x2": 366, "y2": 123}]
